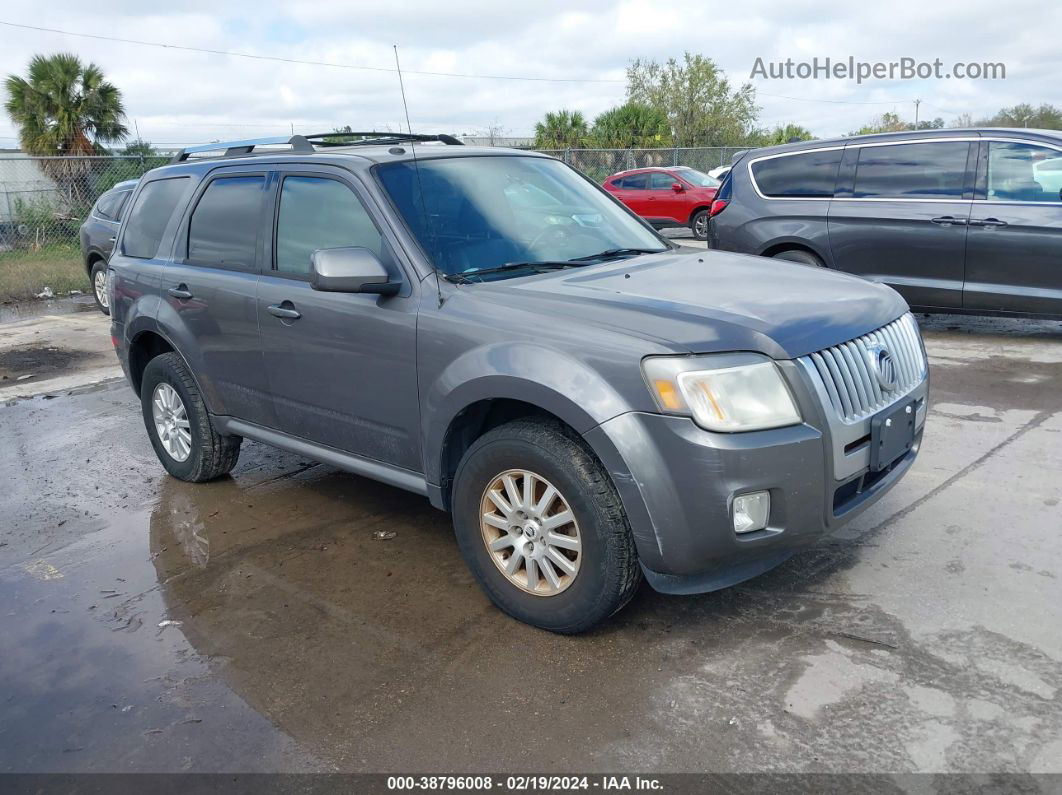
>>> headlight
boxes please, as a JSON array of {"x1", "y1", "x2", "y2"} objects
[{"x1": 642, "y1": 354, "x2": 801, "y2": 432}]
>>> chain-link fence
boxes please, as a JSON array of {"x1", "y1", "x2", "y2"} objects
[
  {"x1": 0, "y1": 153, "x2": 172, "y2": 301},
  {"x1": 533, "y1": 147, "x2": 748, "y2": 182}
]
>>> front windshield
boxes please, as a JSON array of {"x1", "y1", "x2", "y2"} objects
[
  {"x1": 376, "y1": 155, "x2": 667, "y2": 279},
  {"x1": 673, "y1": 167, "x2": 720, "y2": 188}
]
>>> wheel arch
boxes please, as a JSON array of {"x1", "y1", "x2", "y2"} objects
[{"x1": 759, "y1": 239, "x2": 828, "y2": 265}]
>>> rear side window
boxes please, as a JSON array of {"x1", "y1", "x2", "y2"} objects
[
  {"x1": 94, "y1": 190, "x2": 125, "y2": 221},
  {"x1": 275, "y1": 176, "x2": 382, "y2": 276},
  {"x1": 751, "y1": 149, "x2": 842, "y2": 197},
  {"x1": 618, "y1": 174, "x2": 648, "y2": 189},
  {"x1": 990, "y1": 141, "x2": 1061, "y2": 202},
  {"x1": 188, "y1": 176, "x2": 265, "y2": 269},
  {"x1": 853, "y1": 142, "x2": 969, "y2": 199},
  {"x1": 650, "y1": 172, "x2": 676, "y2": 189},
  {"x1": 122, "y1": 178, "x2": 190, "y2": 259},
  {"x1": 113, "y1": 190, "x2": 133, "y2": 221}
]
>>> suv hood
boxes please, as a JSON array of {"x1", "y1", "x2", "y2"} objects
[{"x1": 482, "y1": 250, "x2": 909, "y2": 359}]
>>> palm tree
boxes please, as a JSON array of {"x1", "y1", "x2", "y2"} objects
[
  {"x1": 5, "y1": 53, "x2": 128, "y2": 205},
  {"x1": 533, "y1": 110, "x2": 588, "y2": 149}
]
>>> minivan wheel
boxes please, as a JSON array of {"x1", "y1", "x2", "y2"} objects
[
  {"x1": 691, "y1": 209, "x2": 710, "y2": 241},
  {"x1": 772, "y1": 249, "x2": 824, "y2": 267},
  {"x1": 452, "y1": 419, "x2": 641, "y2": 633},
  {"x1": 140, "y1": 352, "x2": 241, "y2": 482},
  {"x1": 90, "y1": 260, "x2": 110, "y2": 315}
]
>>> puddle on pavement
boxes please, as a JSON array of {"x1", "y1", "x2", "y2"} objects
[{"x1": 0, "y1": 296, "x2": 98, "y2": 325}]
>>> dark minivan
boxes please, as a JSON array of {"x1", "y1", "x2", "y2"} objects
[{"x1": 710, "y1": 129, "x2": 1062, "y2": 318}]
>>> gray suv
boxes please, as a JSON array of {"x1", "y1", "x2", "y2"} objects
[
  {"x1": 710, "y1": 128, "x2": 1062, "y2": 318},
  {"x1": 80, "y1": 179, "x2": 138, "y2": 314},
  {"x1": 108, "y1": 133, "x2": 928, "y2": 633}
]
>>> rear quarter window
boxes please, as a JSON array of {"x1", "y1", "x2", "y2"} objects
[
  {"x1": 122, "y1": 177, "x2": 191, "y2": 259},
  {"x1": 750, "y1": 149, "x2": 843, "y2": 197}
]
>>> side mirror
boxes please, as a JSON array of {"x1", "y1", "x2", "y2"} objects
[
  {"x1": 671, "y1": 182, "x2": 684, "y2": 192},
  {"x1": 311, "y1": 247, "x2": 400, "y2": 295}
]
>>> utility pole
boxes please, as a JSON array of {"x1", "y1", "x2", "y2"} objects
[{"x1": 914, "y1": 99, "x2": 921, "y2": 128}]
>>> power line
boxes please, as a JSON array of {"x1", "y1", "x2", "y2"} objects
[
  {"x1": 756, "y1": 90, "x2": 910, "y2": 106},
  {"x1": 0, "y1": 21, "x2": 625, "y2": 84}
]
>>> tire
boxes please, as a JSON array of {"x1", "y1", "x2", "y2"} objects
[
  {"x1": 90, "y1": 259, "x2": 110, "y2": 315},
  {"x1": 451, "y1": 418, "x2": 641, "y2": 633},
  {"x1": 140, "y1": 352, "x2": 241, "y2": 482},
  {"x1": 772, "y1": 249, "x2": 824, "y2": 267},
  {"x1": 690, "y1": 209, "x2": 710, "y2": 241}
]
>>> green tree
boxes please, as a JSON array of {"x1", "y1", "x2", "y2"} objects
[
  {"x1": 533, "y1": 110, "x2": 589, "y2": 149},
  {"x1": 626, "y1": 53, "x2": 759, "y2": 147},
  {"x1": 978, "y1": 103, "x2": 1062, "y2": 129},
  {"x1": 5, "y1": 53, "x2": 128, "y2": 205},
  {"x1": 849, "y1": 111, "x2": 912, "y2": 136},
  {"x1": 96, "y1": 139, "x2": 167, "y2": 193},
  {"x1": 589, "y1": 102, "x2": 670, "y2": 148},
  {"x1": 749, "y1": 123, "x2": 815, "y2": 147}
]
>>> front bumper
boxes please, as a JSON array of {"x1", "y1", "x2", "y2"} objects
[{"x1": 584, "y1": 371, "x2": 927, "y2": 594}]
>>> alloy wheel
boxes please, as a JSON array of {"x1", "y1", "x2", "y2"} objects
[
  {"x1": 152, "y1": 382, "x2": 192, "y2": 462},
  {"x1": 480, "y1": 469, "x2": 582, "y2": 596}
]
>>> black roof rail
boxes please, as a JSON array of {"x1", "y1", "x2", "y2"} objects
[
  {"x1": 169, "y1": 131, "x2": 463, "y2": 163},
  {"x1": 302, "y1": 131, "x2": 464, "y2": 147}
]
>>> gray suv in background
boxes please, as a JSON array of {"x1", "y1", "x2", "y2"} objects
[
  {"x1": 710, "y1": 128, "x2": 1062, "y2": 318},
  {"x1": 108, "y1": 133, "x2": 928, "y2": 632},
  {"x1": 80, "y1": 178, "x2": 138, "y2": 314}
]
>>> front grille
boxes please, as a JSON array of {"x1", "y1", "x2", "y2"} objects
[{"x1": 801, "y1": 313, "x2": 926, "y2": 422}]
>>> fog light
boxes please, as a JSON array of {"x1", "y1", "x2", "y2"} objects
[{"x1": 733, "y1": 491, "x2": 770, "y2": 534}]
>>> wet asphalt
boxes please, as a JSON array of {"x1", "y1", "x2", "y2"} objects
[{"x1": 1, "y1": 314, "x2": 1060, "y2": 774}]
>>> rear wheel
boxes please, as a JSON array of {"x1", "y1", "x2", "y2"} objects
[
  {"x1": 691, "y1": 209, "x2": 710, "y2": 241},
  {"x1": 451, "y1": 419, "x2": 641, "y2": 633},
  {"x1": 141, "y1": 352, "x2": 241, "y2": 482},
  {"x1": 772, "y1": 249, "x2": 824, "y2": 267},
  {"x1": 90, "y1": 260, "x2": 110, "y2": 315}
]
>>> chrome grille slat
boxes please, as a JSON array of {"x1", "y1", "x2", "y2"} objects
[{"x1": 799, "y1": 313, "x2": 927, "y2": 423}]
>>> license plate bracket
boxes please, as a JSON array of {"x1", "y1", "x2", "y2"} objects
[{"x1": 870, "y1": 400, "x2": 916, "y2": 472}]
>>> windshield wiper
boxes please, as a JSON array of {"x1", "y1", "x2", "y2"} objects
[
  {"x1": 445, "y1": 261, "x2": 580, "y2": 283},
  {"x1": 568, "y1": 247, "x2": 670, "y2": 262}
]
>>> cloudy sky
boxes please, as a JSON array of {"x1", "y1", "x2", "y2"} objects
[{"x1": 0, "y1": 0, "x2": 1058, "y2": 149}]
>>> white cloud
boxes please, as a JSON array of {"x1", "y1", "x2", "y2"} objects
[{"x1": 0, "y1": 0, "x2": 1058, "y2": 148}]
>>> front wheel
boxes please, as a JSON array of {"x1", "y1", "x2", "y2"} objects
[
  {"x1": 451, "y1": 419, "x2": 641, "y2": 633},
  {"x1": 691, "y1": 209, "x2": 710, "y2": 241},
  {"x1": 90, "y1": 260, "x2": 110, "y2": 315}
]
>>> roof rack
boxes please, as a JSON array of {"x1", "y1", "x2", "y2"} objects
[{"x1": 170, "y1": 131, "x2": 463, "y2": 163}]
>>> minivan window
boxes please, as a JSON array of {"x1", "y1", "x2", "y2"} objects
[
  {"x1": 751, "y1": 149, "x2": 842, "y2": 197},
  {"x1": 275, "y1": 176, "x2": 382, "y2": 276},
  {"x1": 122, "y1": 177, "x2": 190, "y2": 260},
  {"x1": 188, "y1": 176, "x2": 264, "y2": 269},
  {"x1": 989, "y1": 142, "x2": 1062, "y2": 202},
  {"x1": 853, "y1": 142, "x2": 969, "y2": 199}
]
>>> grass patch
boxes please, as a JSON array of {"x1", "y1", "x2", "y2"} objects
[{"x1": 0, "y1": 245, "x2": 88, "y2": 303}]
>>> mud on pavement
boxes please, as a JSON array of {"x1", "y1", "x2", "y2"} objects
[{"x1": 1, "y1": 315, "x2": 1060, "y2": 774}]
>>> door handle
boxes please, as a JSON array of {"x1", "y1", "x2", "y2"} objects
[
  {"x1": 969, "y1": 217, "x2": 1008, "y2": 227},
  {"x1": 267, "y1": 302, "x2": 301, "y2": 320},
  {"x1": 930, "y1": 216, "x2": 966, "y2": 225},
  {"x1": 167, "y1": 285, "x2": 193, "y2": 300}
]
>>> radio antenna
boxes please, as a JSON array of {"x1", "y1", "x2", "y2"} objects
[{"x1": 394, "y1": 44, "x2": 444, "y2": 307}]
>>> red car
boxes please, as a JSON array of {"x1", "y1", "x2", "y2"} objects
[{"x1": 602, "y1": 166, "x2": 720, "y2": 240}]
